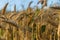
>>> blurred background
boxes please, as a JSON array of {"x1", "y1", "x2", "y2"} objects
[{"x1": 0, "y1": 0, "x2": 60, "y2": 11}]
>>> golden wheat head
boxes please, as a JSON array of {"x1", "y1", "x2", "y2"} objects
[
  {"x1": 28, "y1": 1, "x2": 33, "y2": 8},
  {"x1": 1, "y1": 3, "x2": 8, "y2": 15}
]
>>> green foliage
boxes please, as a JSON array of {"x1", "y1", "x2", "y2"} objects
[
  {"x1": 40, "y1": 25, "x2": 46, "y2": 33},
  {"x1": 34, "y1": 8, "x2": 40, "y2": 16}
]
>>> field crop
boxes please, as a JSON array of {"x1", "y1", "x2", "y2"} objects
[{"x1": 0, "y1": 1, "x2": 60, "y2": 40}]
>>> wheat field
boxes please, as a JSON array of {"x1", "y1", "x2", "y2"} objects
[{"x1": 0, "y1": 1, "x2": 60, "y2": 40}]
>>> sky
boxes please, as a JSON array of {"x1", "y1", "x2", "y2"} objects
[{"x1": 0, "y1": 0, "x2": 60, "y2": 11}]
